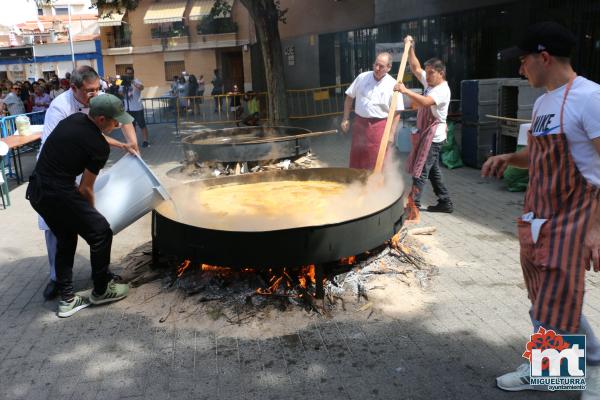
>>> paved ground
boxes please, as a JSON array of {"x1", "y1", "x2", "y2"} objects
[{"x1": 0, "y1": 120, "x2": 598, "y2": 399}]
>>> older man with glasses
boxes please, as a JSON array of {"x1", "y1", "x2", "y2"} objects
[
  {"x1": 3, "y1": 85, "x2": 25, "y2": 116},
  {"x1": 340, "y1": 52, "x2": 404, "y2": 170},
  {"x1": 38, "y1": 65, "x2": 139, "y2": 301}
]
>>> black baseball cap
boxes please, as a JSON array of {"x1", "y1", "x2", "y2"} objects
[{"x1": 499, "y1": 21, "x2": 576, "y2": 60}]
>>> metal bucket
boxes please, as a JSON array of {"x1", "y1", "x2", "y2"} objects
[{"x1": 94, "y1": 154, "x2": 170, "y2": 235}]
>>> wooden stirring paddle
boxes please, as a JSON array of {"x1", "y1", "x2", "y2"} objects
[{"x1": 373, "y1": 41, "x2": 412, "y2": 173}]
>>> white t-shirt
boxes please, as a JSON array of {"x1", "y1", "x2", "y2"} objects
[
  {"x1": 119, "y1": 79, "x2": 143, "y2": 111},
  {"x1": 418, "y1": 70, "x2": 450, "y2": 143},
  {"x1": 531, "y1": 76, "x2": 600, "y2": 187},
  {"x1": 345, "y1": 71, "x2": 404, "y2": 119}
]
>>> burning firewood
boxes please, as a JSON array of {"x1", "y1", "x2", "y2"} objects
[{"x1": 120, "y1": 226, "x2": 437, "y2": 324}]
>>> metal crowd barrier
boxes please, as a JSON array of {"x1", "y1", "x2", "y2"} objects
[
  {"x1": 0, "y1": 110, "x2": 46, "y2": 207},
  {"x1": 170, "y1": 83, "x2": 352, "y2": 128},
  {"x1": 0, "y1": 111, "x2": 46, "y2": 138}
]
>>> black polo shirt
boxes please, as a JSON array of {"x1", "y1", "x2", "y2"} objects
[{"x1": 35, "y1": 113, "x2": 109, "y2": 184}]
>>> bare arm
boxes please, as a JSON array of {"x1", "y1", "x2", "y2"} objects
[
  {"x1": 120, "y1": 123, "x2": 139, "y2": 153},
  {"x1": 341, "y1": 95, "x2": 354, "y2": 133},
  {"x1": 405, "y1": 36, "x2": 423, "y2": 80},
  {"x1": 79, "y1": 169, "x2": 97, "y2": 207},
  {"x1": 584, "y1": 137, "x2": 600, "y2": 272},
  {"x1": 103, "y1": 134, "x2": 137, "y2": 155},
  {"x1": 390, "y1": 111, "x2": 401, "y2": 142},
  {"x1": 481, "y1": 147, "x2": 529, "y2": 178},
  {"x1": 396, "y1": 84, "x2": 436, "y2": 108}
]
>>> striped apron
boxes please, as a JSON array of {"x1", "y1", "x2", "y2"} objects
[
  {"x1": 520, "y1": 78, "x2": 600, "y2": 332},
  {"x1": 407, "y1": 105, "x2": 440, "y2": 179},
  {"x1": 405, "y1": 104, "x2": 441, "y2": 219},
  {"x1": 349, "y1": 115, "x2": 387, "y2": 170}
]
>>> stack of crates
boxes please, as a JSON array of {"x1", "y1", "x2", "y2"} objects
[
  {"x1": 460, "y1": 79, "x2": 504, "y2": 168},
  {"x1": 460, "y1": 78, "x2": 544, "y2": 168},
  {"x1": 497, "y1": 79, "x2": 544, "y2": 154}
]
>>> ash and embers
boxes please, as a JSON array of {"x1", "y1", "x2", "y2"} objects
[
  {"x1": 168, "y1": 152, "x2": 323, "y2": 180},
  {"x1": 120, "y1": 228, "x2": 437, "y2": 324}
]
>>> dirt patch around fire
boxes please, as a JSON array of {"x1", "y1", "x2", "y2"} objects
[{"x1": 114, "y1": 230, "x2": 446, "y2": 339}]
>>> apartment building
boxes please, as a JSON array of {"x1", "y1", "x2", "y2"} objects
[
  {"x1": 0, "y1": 0, "x2": 101, "y2": 82},
  {"x1": 99, "y1": 0, "x2": 252, "y2": 97}
]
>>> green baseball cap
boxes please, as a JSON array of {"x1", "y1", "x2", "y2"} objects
[{"x1": 89, "y1": 94, "x2": 134, "y2": 125}]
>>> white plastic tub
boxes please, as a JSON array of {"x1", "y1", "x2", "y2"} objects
[{"x1": 94, "y1": 153, "x2": 170, "y2": 235}]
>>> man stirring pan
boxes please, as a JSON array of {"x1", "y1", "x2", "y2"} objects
[
  {"x1": 394, "y1": 35, "x2": 454, "y2": 219},
  {"x1": 340, "y1": 52, "x2": 403, "y2": 170},
  {"x1": 483, "y1": 22, "x2": 600, "y2": 398}
]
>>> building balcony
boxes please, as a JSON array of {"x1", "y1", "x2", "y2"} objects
[
  {"x1": 151, "y1": 26, "x2": 189, "y2": 39},
  {"x1": 107, "y1": 36, "x2": 132, "y2": 48}
]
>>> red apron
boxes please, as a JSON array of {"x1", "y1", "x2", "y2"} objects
[
  {"x1": 519, "y1": 78, "x2": 600, "y2": 332},
  {"x1": 407, "y1": 105, "x2": 441, "y2": 178},
  {"x1": 349, "y1": 116, "x2": 387, "y2": 170}
]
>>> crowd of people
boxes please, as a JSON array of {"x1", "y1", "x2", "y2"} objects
[
  {"x1": 0, "y1": 76, "x2": 70, "y2": 117},
  {"x1": 169, "y1": 69, "x2": 260, "y2": 125}
]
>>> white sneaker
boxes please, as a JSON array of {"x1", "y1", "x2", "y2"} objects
[
  {"x1": 582, "y1": 365, "x2": 600, "y2": 400},
  {"x1": 496, "y1": 363, "x2": 549, "y2": 391}
]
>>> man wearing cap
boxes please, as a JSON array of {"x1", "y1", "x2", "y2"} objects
[
  {"x1": 26, "y1": 94, "x2": 132, "y2": 317},
  {"x1": 39, "y1": 65, "x2": 138, "y2": 301},
  {"x1": 340, "y1": 52, "x2": 403, "y2": 170},
  {"x1": 483, "y1": 22, "x2": 600, "y2": 397}
]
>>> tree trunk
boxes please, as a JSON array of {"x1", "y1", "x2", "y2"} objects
[{"x1": 239, "y1": 0, "x2": 288, "y2": 125}]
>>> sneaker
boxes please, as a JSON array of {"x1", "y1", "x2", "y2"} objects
[
  {"x1": 496, "y1": 363, "x2": 549, "y2": 391},
  {"x1": 58, "y1": 295, "x2": 91, "y2": 318},
  {"x1": 141, "y1": 141, "x2": 149, "y2": 148},
  {"x1": 582, "y1": 364, "x2": 600, "y2": 400},
  {"x1": 427, "y1": 200, "x2": 454, "y2": 213},
  {"x1": 43, "y1": 280, "x2": 58, "y2": 301},
  {"x1": 90, "y1": 279, "x2": 129, "y2": 305}
]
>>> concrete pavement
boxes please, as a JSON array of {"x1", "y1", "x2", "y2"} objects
[{"x1": 0, "y1": 120, "x2": 596, "y2": 399}]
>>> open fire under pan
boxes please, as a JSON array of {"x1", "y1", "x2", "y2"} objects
[
  {"x1": 151, "y1": 168, "x2": 405, "y2": 297},
  {"x1": 181, "y1": 126, "x2": 312, "y2": 163}
]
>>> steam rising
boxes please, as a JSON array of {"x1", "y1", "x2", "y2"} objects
[{"x1": 156, "y1": 158, "x2": 406, "y2": 232}]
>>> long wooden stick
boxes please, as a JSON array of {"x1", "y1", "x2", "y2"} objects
[
  {"x1": 485, "y1": 114, "x2": 531, "y2": 123},
  {"x1": 374, "y1": 42, "x2": 412, "y2": 173},
  {"x1": 243, "y1": 129, "x2": 338, "y2": 144}
]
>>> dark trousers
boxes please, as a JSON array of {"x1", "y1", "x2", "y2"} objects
[
  {"x1": 412, "y1": 142, "x2": 451, "y2": 206},
  {"x1": 27, "y1": 176, "x2": 112, "y2": 300}
]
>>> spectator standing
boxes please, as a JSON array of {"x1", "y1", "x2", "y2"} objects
[
  {"x1": 176, "y1": 76, "x2": 188, "y2": 109},
  {"x1": 187, "y1": 74, "x2": 199, "y2": 111},
  {"x1": 197, "y1": 74, "x2": 205, "y2": 103},
  {"x1": 4, "y1": 85, "x2": 25, "y2": 115},
  {"x1": 119, "y1": 67, "x2": 150, "y2": 148},
  {"x1": 211, "y1": 69, "x2": 223, "y2": 112},
  {"x1": 170, "y1": 75, "x2": 179, "y2": 96},
  {"x1": 20, "y1": 81, "x2": 32, "y2": 113},
  {"x1": 32, "y1": 85, "x2": 51, "y2": 112},
  {"x1": 49, "y1": 80, "x2": 65, "y2": 101}
]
